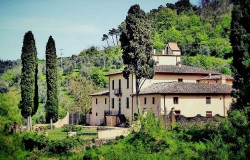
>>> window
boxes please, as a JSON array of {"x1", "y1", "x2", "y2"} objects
[
  {"x1": 126, "y1": 97, "x2": 129, "y2": 108},
  {"x1": 173, "y1": 97, "x2": 178, "y2": 104},
  {"x1": 178, "y1": 78, "x2": 183, "y2": 82},
  {"x1": 96, "y1": 112, "x2": 98, "y2": 116},
  {"x1": 112, "y1": 80, "x2": 114, "y2": 90},
  {"x1": 175, "y1": 110, "x2": 181, "y2": 115},
  {"x1": 112, "y1": 98, "x2": 114, "y2": 108},
  {"x1": 152, "y1": 97, "x2": 155, "y2": 104},
  {"x1": 206, "y1": 97, "x2": 211, "y2": 104},
  {"x1": 144, "y1": 97, "x2": 147, "y2": 104},
  {"x1": 105, "y1": 98, "x2": 107, "y2": 104},
  {"x1": 127, "y1": 78, "x2": 129, "y2": 89},
  {"x1": 96, "y1": 98, "x2": 98, "y2": 104},
  {"x1": 206, "y1": 111, "x2": 212, "y2": 118},
  {"x1": 119, "y1": 79, "x2": 121, "y2": 89}
]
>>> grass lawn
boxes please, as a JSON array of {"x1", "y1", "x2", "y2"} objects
[{"x1": 47, "y1": 127, "x2": 97, "y2": 140}]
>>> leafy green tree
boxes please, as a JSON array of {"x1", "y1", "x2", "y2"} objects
[
  {"x1": 90, "y1": 67, "x2": 108, "y2": 88},
  {"x1": 230, "y1": 0, "x2": 250, "y2": 110},
  {"x1": 69, "y1": 77, "x2": 96, "y2": 122},
  {"x1": 45, "y1": 36, "x2": 58, "y2": 127},
  {"x1": 120, "y1": 4, "x2": 155, "y2": 115},
  {"x1": 19, "y1": 31, "x2": 38, "y2": 130}
]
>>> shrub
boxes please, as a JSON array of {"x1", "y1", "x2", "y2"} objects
[
  {"x1": 61, "y1": 125, "x2": 82, "y2": 132},
  {"x1": 21, "y1": 132, "x2": 48, "y2": 151}
]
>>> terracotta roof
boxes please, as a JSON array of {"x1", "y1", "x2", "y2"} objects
[
  {"x1": 197, "y1": 75, "x2": 234, "y2": 80},
  {"x1": 155, "y1": 65, "x2": 221, "y2": 75},
  {"x1": 167, "y1": 42, "x2": 180, "y2": 51},
  {"x1": 139, "y1": 82, "x2": 232, "y2": 95},
  {"x1": 105, "y1": 70, "x2": 123, "y2": 76},
  {"x1": 89, "y1": 90, "x2": 109, "y2": 96},
  {"x1": 105, "y1": 65, "x2": 221, "y2": 76}
]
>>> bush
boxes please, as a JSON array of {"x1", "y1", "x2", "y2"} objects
[
  {"x1": 47, "y1": 137, "x2": 79, "y2": 154},
  {"x1": 0, "y1": 134, "x2": 28, "y2": 160},
  {"x1": 61, "y1": 125, "x2": 82, "y2": 132},
  {"x1": 21, "y1": 132, "x2": 48, "y2": 151}
]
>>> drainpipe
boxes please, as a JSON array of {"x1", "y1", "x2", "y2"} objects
[{"x1": 223, "y1": 94, "x2": 226, "y2": 116}]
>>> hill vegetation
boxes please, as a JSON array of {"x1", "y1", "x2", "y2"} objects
[{"x1": 1, "y1": 0, "x2": 249, "y2": 159}]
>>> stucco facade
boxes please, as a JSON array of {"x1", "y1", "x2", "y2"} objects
[
  {"x1": 89, "y1": 94, "x2": 109, "y2": 126},
  {"x1": 89, "y1": 43, "x2": 233, "y2": 126},
  {"x1": 138, "y1": 94, "x2": 232, "y2": 118}
]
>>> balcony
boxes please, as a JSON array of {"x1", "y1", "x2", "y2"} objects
[
  {"x1": 114, "y1": 88, "x2": 122, "y2": 96},
  {"x1": 104, "y1": 110, "x2": 119, "y2": 116}
]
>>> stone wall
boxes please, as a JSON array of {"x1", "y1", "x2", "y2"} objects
[
  {"x1": 97, "y1": 127, "x2": 131, "y2": 139},
  {"x1": 54, "y1": 112, "x2": 69, "y2": 128}
]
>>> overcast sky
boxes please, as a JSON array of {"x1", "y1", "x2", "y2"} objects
[{"x1": 0, "y1": 0, "x2": 198, "y2": 60}]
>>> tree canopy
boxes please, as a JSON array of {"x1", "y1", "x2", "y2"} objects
[
  {"x1": 19, "y1": 31, "x2": 38, "y2": 119},
  {"x1": 120, "y1": 4, "x2": 155, "y2": 115},
  {"x1": 230, "y1": 0, "x2": 250, "y2": 110},
  {"x1": 45, "y1": 36, "x2": 58, "y2": 123}
]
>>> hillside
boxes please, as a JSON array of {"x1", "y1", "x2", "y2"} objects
[
  {"x1": 0, "y1": 0, "x2": 233, "y2": 126},
  {"x1": 0, "y1": 0, "x2": 233, "y2": 124},
  {"x1": 0, "y1": 46, "x2": 123, "y2": 125}
]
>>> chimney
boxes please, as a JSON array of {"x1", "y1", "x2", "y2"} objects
[
  {"x1": 176, "y1": 61, "x2": 182, "y2": 67},
  {"x1": 153, "y1": 49, "x2": 156, "y2": 55}
]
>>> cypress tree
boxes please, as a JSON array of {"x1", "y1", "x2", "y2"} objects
[
  {"x1": 229, "y1": 1, "x2": 250, "y2": 157},
  {"x1": 120, "y1": 4, "x2": 155, "y2": 116},
  {"x1": 20, "y1": 31, "x2": 38, "y2": 130},
  {"x1": 45, "y1": 36, "x2": 58, "y2": 125},
  {"x1": 230, "y1": 0, "x2": 250, "y2": 110}
]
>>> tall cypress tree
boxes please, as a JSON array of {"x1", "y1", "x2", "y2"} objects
[
  {"x1": 120, "y1": 4, "x2": 155, "y2": 116},
  {"x1": 230, "y1": 0, "x2": 250, "y2": 110},
  {"x1": 20, "y1": 31, "x2": 38, "y2": 129},
  {"x1": 45, "y1": 36, "x2": 58, "y2": 124},
  {"x1": 229, "y1": 1, "x2": 250, "y2": 157}
]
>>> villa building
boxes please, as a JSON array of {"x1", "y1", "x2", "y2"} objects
[{"x1": 87, "y1": 43, "x2": 233, "y2": 126}]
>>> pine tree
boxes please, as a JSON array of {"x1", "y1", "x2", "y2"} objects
[
  {"x1": 120, "y1": 4, "x2": 155, "y2": 116},
  {"x1": 230, "y1": 0, "x2": 250, "y2": 110},
  {"x1": 45, "y1": 36, "x2": 58, "y2": 127},
  {"x1": 20, "y1": 31, "x2": 38, "y2": 130}
]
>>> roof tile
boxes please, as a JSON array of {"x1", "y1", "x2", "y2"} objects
[{"x1": 140, "y1": 82, "x2": 232, "y2": 94}]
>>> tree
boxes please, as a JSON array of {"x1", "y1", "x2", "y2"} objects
[
  {"x1": 45, "y1": 36, "x2": 58, "y2": 129},
  {"x1": 230, "y1": 0, "x2": 250, "y2": 110},
  {"x1": 120, "y1": 4, "x2": 155, "y2": 116},
  {"x1": 69, "y1": 77, "x2": 96, "y2": 124},
  {"x1": 230, "y1": 1, "x2": 250, "y2": 158},
  {"x1": 19, "y1": 31, "x2": 38, "y2": 130},
  {"x1": 108, "y1": 29, "x2": 116, "y2": 46},
  {"x1": 199, "y1": 0, "x2": 231, "y2": 21},
  {"x1": 114, "y1": 28, "x2": 120, "y2": 45},
  {"x1": 102, "y1": 34, "x2": 110, "y2": 47}
]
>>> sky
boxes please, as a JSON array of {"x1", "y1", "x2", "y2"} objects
[{"x1": 0, "y1": 0, "x2": 198, "y2": 60}]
